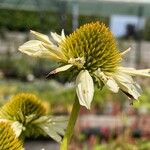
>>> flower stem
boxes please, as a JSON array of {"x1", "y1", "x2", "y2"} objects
[{"x1": 60, "y1": 95, "x2": 80, "y2": 150}]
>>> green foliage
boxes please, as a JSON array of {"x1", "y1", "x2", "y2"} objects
[
  {"x1": 143, "y1": 18, "x2": 150, "y2": 41},
  {"x1": 0, "y1": 54, "x2": 57, "y2": 80},
  {"x1": 0, "y1": 122, "x2": 24, "y2": 150},
  {"x1": 133, "y1": 87, "x2": 150, "y2": 111},
  {"x1": 0, "y1": 9, "x2": 60, "y2": 32}
]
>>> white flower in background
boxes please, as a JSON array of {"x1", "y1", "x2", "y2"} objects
[{"x1": 19, "y1": 22, "x2": 150, "y2": 109}]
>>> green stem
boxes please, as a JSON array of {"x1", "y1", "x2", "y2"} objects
[{"x1": 60, "y1": 95, "x2": 80, "y2": 150}]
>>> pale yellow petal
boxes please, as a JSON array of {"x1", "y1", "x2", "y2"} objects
[
  {"x1": 121, "y1": 47, "x2": 131, "y2": 56},
  {"x1": 30, "y1": 30, "x2": 52, "y2": 44},
  {"x1": 61, "y1": 29, "x2": 65, "y2": 40},
  {"x1": 106, "y1": 78, "x2": 119, "y2": 93},
  {"x1": 51, "y1": 32, "x2": 63, "y2": 43},
  {"x1": 19, "y1": 40, "x2": 61, "y2": 61},
  {"x1": 95, "y1": 69, "x2": 119, "y2": 93},
  {"x1": 76, "y1": 70, "x2": 94, "y2": 109},
  {"x1": 119, "y1": 67, "x2": 150, "y2": 77},
  {"x1": 47, "y1": 64, "x2": 73, "y2": 75},
  {"x1": 114, "y1": 71, "x2": 142, "y2": 100},
  {"x1": 42, "y1": 43, "x2": 67, "y2": 61}
]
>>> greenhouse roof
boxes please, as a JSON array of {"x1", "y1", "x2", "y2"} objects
[{"x1": 0, "y1": 0, "x2": 150, "y2": 16}]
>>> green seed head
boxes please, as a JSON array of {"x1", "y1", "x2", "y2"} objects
[
  {"x1": 0, "y1": 93, "x2": 47, "y2": 138},
  {"x1": 0, "y1": 122, "x2": 24, "y2": 150},
  {"x1": 61, "y1": 22, "x2": 121, "y2": 73}
]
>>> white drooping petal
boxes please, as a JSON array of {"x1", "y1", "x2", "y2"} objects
[
  {"x1": 61, "y1": 29, "x2": 65, "y2": 40},
  {"x1": 51, "y1": 32, "x2": 63, "y2": 43},
  {"x1": 76, "y1": 70, "x2": 94, "y2": 109},
  {"x1": 33, "y1": 116, "x2": 68, "y2": 143},
  {"x1": 42, "y1": 43, "x2": 67, "y2": 61},
  {"x1": 114, "y1": 71, "x2": 142, "y2": 100},
  {"x1": 121, "y1": 47, "x2": 131, "y2": 56},
  {"x1": 11, "y1": 121, "x2": 24, "y2": 137},
  {"x1": 47, "y1": 64, "x2": 73, "y2": 75},
  {"x1": 0, "y1": 119, "x2": 23, "y2": 138},
  {"x1": 30, "y1": 30, "x2": 52, "y2": 44},
  {"x1": 19, "y1": 40, "x2": 61, "y2": 61},
  {"x1": 106, "y1": 78, "x2": 119, "y2": 93},
  {"x1": 118, "y1": 67, "x2": 150, "y2": 77},
  {"x1": 95, "y1": 69, "x2": 119, "y2": 93}
]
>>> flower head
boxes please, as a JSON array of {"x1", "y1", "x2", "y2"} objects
[
  {"x1": 0, "y1": 93, "x2": 68, "y2": 142},
  {"x1": 19, "y1": 22, "x2": 150, "y2": 109},
  {"x1": 0, "y1": 122, "x2": 24, "y2": 150}
]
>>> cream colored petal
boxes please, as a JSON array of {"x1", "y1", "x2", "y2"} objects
[
  {"x1": 121, "y1": 47, "x2": 131, "y2": 56},
  {"x1": 114, "y1": 71, "x2": 142, "y2": 100},
  {"x1": 51, "y1": 32, "x2": 63, "y2": 43},
  {"x1": 76, "y1": 70, "x2": 94, "y2": 109},
  {"x1": 61, "y1": 29, "x2": 65, "y2": 40},
  {"x1": 30, "y1": 30, "x2": 52, "y2": 44},
  {"x1": 42, "y1": 43, "x2": 67, "y2": 61},
  {"x1": 106, "y1": 78, "x2": 119, "y2": 93},
  {"x1": 95, "y1": 69, "x2": 119, "y2": 93},
  {"x1": 33, "y1": 116, "x2": 68, "y2": 143},
  {"x1": 47, "y1": 64, "x2": 73, "y2": 76},
  {"x1": 11, "y1": 121, "x2": 24, "y2": 137},
  {"x1": 19, "y1": 40, "x2": 61, "y2": 61},
  {"x1": 119, "y1": 67, "x2": 150, "y2": 77},
  {"x1": 0, "y1": 119, "x2": 23, "y2": 138}
]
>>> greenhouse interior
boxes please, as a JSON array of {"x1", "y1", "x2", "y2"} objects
[{"x1": 0, "y1": 0, "x2": 150, "y2": 150}]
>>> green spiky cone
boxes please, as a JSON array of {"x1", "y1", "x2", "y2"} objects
[
  {"x1": 0, "y1": 122, "x2": 24, "y2": 150},
  {"x1": 0, "y1": 93, "x2": 47, "y2": 138},
  {"x1": 60, "y1": 22, "x2": 121, "y2": 73}
]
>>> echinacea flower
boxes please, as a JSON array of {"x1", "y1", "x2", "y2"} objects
[
  {"x1": 19, "y1": 22, "x2": 150, "y2": 109},
  {"x1": 0, "y1": 93, "x2": 67, "y2": 142},
  {"x1": 0, "y1": 122, "x2": 24, "y2": 150}
]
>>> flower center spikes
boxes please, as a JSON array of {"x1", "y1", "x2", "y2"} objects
[
  {"x1": 61, "y1": 22, "x2": 121, "y2": 72},
  {"x1": 0, "y1": 122, "x2": 24, "y2": 150},
  {"x1": 0, "y1": 93, "x2": 46, "y2": 124}
]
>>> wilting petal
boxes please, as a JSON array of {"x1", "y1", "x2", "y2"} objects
[
  {"x1": 121, "y1": 47, "x2": 131, "y2": 56},
  {"x1": 19, "y1": 40, "x2": 61, "y2": 61},
  {"x1": 95, "y1": 69, "x2": 119, "y2": 93},
  {"x1": 33, "y1": 116, "x2": 68, "y2": 143},
  {"x1": 119, "y1": 67, "x2": 150, "y2": 77},
  {"x1": 76, "y1": 70, "x2": 94, "y2": 109},
  {"x1": 114, "y1": 71, "x2": 142, "y2": 100},
  {"x1": 11, "y1": 121, "x2": 24, "y2": 137},
  {"x1": 42, "y1": 43, "x2": 67, "y2": 61},
  {"x1": 47, "y1": 64, "x2": 73, "y2": 76},
  {"x1": 61, "y1": 29, "x2": 65, "y2": 40},
  {"x1": 106, "y1": 78, "x2": 119, "y2": 93},
  {"x1": 30, "y1": 30, "x2": 52, "y2": 44},
  {"x1": 51, "y1": 32, "x2": 63, "y2": 43}
]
